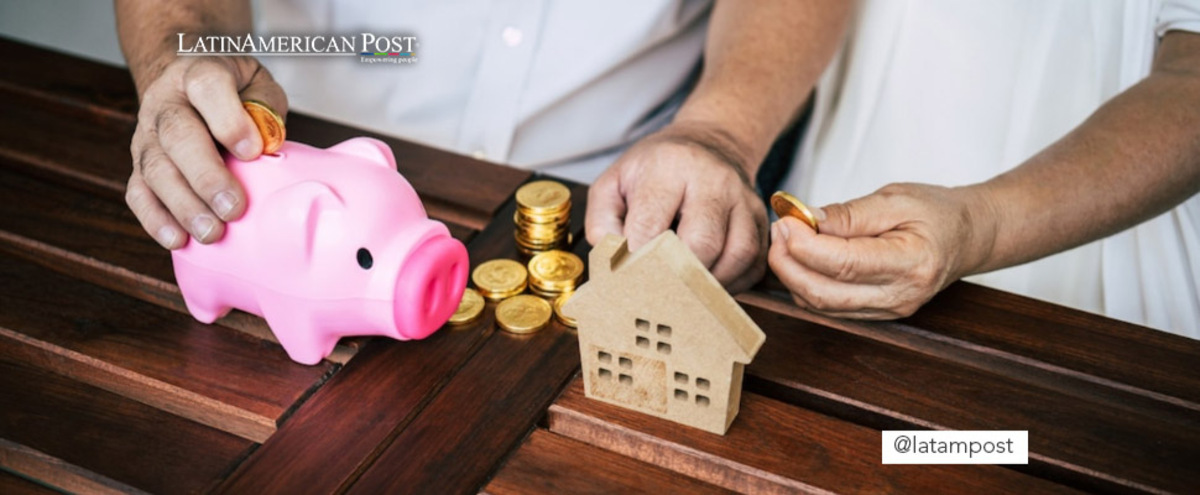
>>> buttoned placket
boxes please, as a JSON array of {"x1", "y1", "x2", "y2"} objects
[{"x1": 456, "y1": 0, "x2": 548, "y2": 162}]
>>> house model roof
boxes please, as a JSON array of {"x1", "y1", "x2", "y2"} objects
[{"x1": 565, "y1": 232, "x2": 765, "y2": 361}]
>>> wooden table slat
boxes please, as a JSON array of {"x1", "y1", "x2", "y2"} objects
[
  {"x1": 0, "y1": 439, "x2": 146, "y2": 495},
  {"x1": 0, "y1": 254, "x2": 335, "y2": 442},
  {"x1": 0, "y1": 36, "x2": 138, "y2": 122},
  {"x1": 0, "y1": 354, "x2": 253, "y2": 494},
  {"x1": 739, "y1": 303, "x2": 1200, "y2": 493},
  {"x1": 549, "y1": 379, "x2": 1079, "y2": 495},
  {"x1": 482, "y1": 429, "x2": 736, "y2": 495}
]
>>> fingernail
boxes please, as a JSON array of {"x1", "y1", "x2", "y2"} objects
[
  {"x1": 778, "y1": 220, "x2": 791, "y2": 241},
  {"x1": 235, "y1": 139, "x2": 256, "y2": 160},
  {"x1": 813, "y1": 207, "x2": 827, "y2": 222},
  {"x1": 213, "y1": 191, "x2": 237, "y2": 219},
  {"x1": 191, "y1": 215, "x2": 216, "y2": 241},
  {"x1": 156, "y1": 226, "x2": 179, "y2": 249}
]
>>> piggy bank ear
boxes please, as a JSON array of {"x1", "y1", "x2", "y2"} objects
[
  {"x1": 260, "y1": 181, "x2": 344, "y2": 264},
  {"x1": 328, "y1": 137, "x2": 396, "y2": 170}
]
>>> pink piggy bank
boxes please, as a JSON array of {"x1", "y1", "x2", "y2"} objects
[{"x1": 171, "y1": 138, "x2": 469, "y2": 365}]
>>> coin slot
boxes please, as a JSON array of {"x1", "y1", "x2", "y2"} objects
[
  {"x1": 618, "y1": 357, "x2": 632, "y2": 369},
  {"x1": 674, "y1": 372, "x2": 688, "y2": 384},
  {"x1": 598, "y1": 351, "x2": 612, "y2": 363},
  {"x1": 599, "y1": 368, "x2": 612, "y2": 380},
  {"x1": 657, "y1": 324, "x2": 671, "y2": 338},
  {"x1": 696, "y1": 377, "x2": 710, "y2": 390},
  {"x1": 657, "y1": 342, "x2": 671, "y2": 355},
  {"x1": 636, "y1": 319, "x2": 650, "y2": 332},
  {"x1": 696, "y1": 395, "x2": 710, "y2": 407},
  {"x1": 675, "y1": 389, "x2": 688, "y2": 400},
  {"x1": 619, "y1": 374, "x2": 633, "y2": 385},
  {"x1": 636, "y1": 336, "x2": 650, "y2": 348}
]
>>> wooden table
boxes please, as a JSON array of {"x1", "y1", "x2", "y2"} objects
[{"x1": 2, "y1": 38, "x2": 1198, "y2": 495}]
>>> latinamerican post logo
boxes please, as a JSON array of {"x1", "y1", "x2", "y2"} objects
[{"x1": 177, "y1": 33, "x2": 418, "y2": 64}]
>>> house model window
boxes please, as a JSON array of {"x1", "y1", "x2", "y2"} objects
[{"x1": 561, "y1": 232, "x2": 767, "y2": 435}]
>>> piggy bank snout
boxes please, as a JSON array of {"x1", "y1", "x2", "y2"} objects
[{"x1": 392, "y1": 233, "x2": 469, "y2": 340}]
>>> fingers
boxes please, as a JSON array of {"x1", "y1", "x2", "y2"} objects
[
  {"x1": 125, "y1": 173, "x2": 186, "y2": 250},
  {"x1": 778, "y1": 217, "x2": 916, "y2": 284},
  {"x1": 136, "y1": 139, "x2": 225, "y2": 244},
  {"x1": 768, "y1": 224, "x2": 909, "y2": 318},
  {"x1": 154, "y1": 102, "x2": 246, "y2": 223},
  {"x1": 675, "y1": 191, "x2": 729, "y2": 269},
  {"x1": 238, "y1": 58, "x2": 289, "y2": 118},
  {"x1": 184, "y1": 58, "x2": 261, "y2": 160},
  {"x1": 708, "y1": 201, "x2": 767, "y2": 292},
  {"x1": 817, "y1": 185, "x2": 910, "y2": 238},
  {"x1": 585, "y1": 172, "x2": 627, "y2": 246},
  {"x1": 621, "y1": 170, "x2": 684, "y2": 251}
]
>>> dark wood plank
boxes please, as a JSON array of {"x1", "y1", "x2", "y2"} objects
[
  {"x1": 549, "y1": 379, "x2": 1079, "y2": 495},
  {"x1": 0, "y1": 439, "x2": 145, "y2": 495},
  {"x1": 347, "y1": 317, "x2": 580, "y2": 495},
  {"x1": 0, "y1": 467, "x2": 62, "y2": 495},
  {"x1": 0, "y1": 353, "x2": 253, "y2": 494},
  {"x1": 0, "y1": 254, "x2": 334, "y2": 442},
  {"x1": 742, "y1": 282, "x2": 1200, "y2": 418},
  {"x1": 345, "y1": 179, "x2": 589, "y2": 495},
  {"x1": 0, "y1": 36, "x2": 138, "y2": 122},
  {"x1": 911, "y1": 282, "x2": 1200, "y2": 406},
  {"x1": 482, "y1": 429, "x2": 735, "y2": 495},
  {"x1": 738, "y1": 303, "x2": 1200, "y2": 494},
  {"x1": 0, "y1": 89, "x2": 134, "y2": 200}
]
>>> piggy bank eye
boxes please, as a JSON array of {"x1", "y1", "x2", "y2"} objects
[{"x1": 357, "y1": 248, "x2": 374, "y2": 270}]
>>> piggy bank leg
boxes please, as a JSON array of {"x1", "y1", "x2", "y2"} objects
[
  {"x1": 259, "y1": 297, "x2": 337, "y2": 366},
  {"x1": 173, "y1": 259, "x2": 233, "y2": 324}
]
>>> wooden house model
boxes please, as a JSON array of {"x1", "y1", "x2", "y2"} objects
[{"x1": 561, "y1": 232, "x2": 766, "y2": 435}]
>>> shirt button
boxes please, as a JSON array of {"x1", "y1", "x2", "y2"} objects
[
  {"x1": 502, "y1": 26, "x2": 523, "y2": 47},
  {"x1": 472, "y1": 150, "x2": 487, "y2": 160}
]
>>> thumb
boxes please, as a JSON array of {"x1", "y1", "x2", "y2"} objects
[
  {"x1": 818, "y1": 191, "x2": 904, "y2": 238},
  {"x1": 239, "y1": 63, "x2": 289, "y2": 121}
]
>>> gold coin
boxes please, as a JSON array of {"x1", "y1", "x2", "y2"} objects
[
  {"x1": 495, "y1": 295, "x2": 552, "y2": 334},
  {"x1": 447, "y1": 288, "x2": 485, "y2": 325},
  {"x1": 770, "y1": 191, "x2": 820, "y2": 233},
  {"x1": 528, "y1": 250, "x2": 583, "y2": 291},
  {"x1": 553, "y1": 293, "x2": 577, "y2": 328},
  {"x1": 516, "y1": 181, "x2": 571, "y2": 214},
  {"x1": 515, "y1": 208, "x2": 571, "y2": 225},
  {"x1": 242, "y1": 100, "x2": 286, "y2": 155},
  {"x1": 472, "y1": 259, "x2": 528, "y2": 301}
]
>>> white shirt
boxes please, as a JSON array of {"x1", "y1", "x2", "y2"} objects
[
  {"x1": 784, "y1": 0, "x2": 1200, "y2": 338},
  {"x1": 253, "y1": 0, "x2": 710, "y2": 183}
]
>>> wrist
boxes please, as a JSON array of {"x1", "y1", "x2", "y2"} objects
[
  {"x1": 655, "y1": 120, "x2": 764, "y2": 185},
  {"x1": 952, "y1": 183, "x2": 1005, "y2": 279}
]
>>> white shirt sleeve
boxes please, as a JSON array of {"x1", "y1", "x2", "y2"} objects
[{"x1": 1158, "y1": 0, "x2": 1200, "y2": 36}]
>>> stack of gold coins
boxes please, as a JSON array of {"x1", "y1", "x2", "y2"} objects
[
  {"x1": 526, "y1": 250, "x2": 583, "y2": 299},
  {"x1": 514, "y1": 180, "x2": 571, "y2": 256},
  {"x1": 472, "y1": 259, "x2": 527, "y2": 301}
]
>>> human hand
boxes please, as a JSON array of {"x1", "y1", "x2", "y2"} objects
[
  {"x1": 586, "y1": 123, "x2": 769, "y2": 293},
  {"x1": 767, "y1": 183, "x2": 999, "y2": 318},
  {"x1": 126, "y1": 56, "x2": 287, "y2": 249}
]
